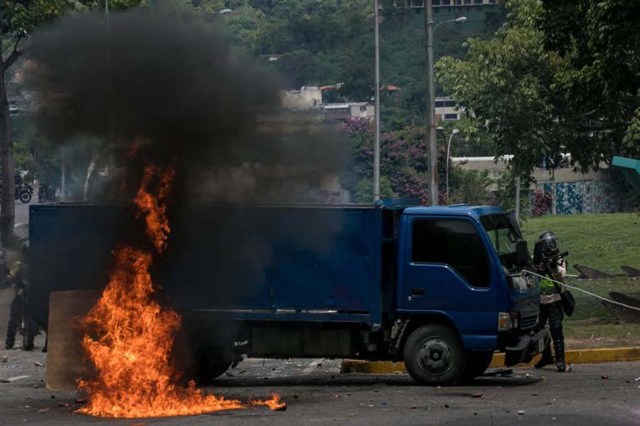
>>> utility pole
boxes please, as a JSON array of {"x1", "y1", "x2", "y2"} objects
[
  {"x1": 425, "y1": 0, "x2": 437, "y2": 205},
  {"x1": 373, "y1": 0, "x2": 381, "y2": 202}
]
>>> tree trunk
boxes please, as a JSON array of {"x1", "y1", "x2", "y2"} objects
[
  {"x1": 0, "y1": 52, "x2": 16, "y2": 248},
  {"x1": 83, "y1": 156, "x2": 96, "y2": 201}
]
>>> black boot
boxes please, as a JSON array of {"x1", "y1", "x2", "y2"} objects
[
  {"x1": 554, "y1": 338, "x2": 566, "y2": 372},
  {"x1": 554, "y1": 340, "x2": 567, "y2": 373},
  {"x1": 534, "y1": 346, "x2": 554, "y2": 369}
]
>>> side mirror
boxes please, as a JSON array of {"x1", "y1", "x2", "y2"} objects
[{"x1": 515, "y1": 239, "x2": 529, "y2": 267}]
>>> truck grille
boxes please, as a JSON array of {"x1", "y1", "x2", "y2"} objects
[{"x1": 520, "y1": 315, "x2": 537, "y2": 331}]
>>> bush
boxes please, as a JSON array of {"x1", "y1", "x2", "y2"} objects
[{"x1": 531, "y1": 190, "x2": 552, "y2": 216}]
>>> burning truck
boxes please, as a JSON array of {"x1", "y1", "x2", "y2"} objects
[
  {"x1": 22, "y1": 8, "x2": 546, "y2": 418},
  {"x1": 29, "y1": 198, "x2": 545, "y2": 388}
]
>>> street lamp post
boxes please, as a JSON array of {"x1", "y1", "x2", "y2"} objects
[
  {"x1": 445, "y1": 128, "x2": 460, "y2": 202},
  {"x1": 425, "y1": 8, "x2": 466, "y2": 205}
]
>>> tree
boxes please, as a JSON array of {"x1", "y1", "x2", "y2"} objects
[
  {"x1": 436, "y1": 0, "x2": 560, "y2": 181},
  {"x1": 0, "y1": 0, "x2": 141, "y2": 246},
  {"x1": 437, "y1": 0, "x2": 640, "y2": 180},
  {"x1": 539, "y1": 0, "x2": 640, "y2": 165}
]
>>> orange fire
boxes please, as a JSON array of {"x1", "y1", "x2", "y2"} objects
[{"x1": 78, "y1": 165, "x2": 285, "y2": 418}]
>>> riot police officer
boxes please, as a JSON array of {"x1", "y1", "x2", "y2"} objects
[{"x1": 533, "y1": 231, "x2": 567, "y2": 372}]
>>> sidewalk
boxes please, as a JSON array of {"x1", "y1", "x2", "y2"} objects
[{"x1": 340, "y1": 347, "x2": 640, "y2": 375}]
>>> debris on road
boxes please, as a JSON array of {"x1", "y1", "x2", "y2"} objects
[
  {"x1": 517, "y1": 410, "x2": 525, "y2": 415},
  {"x1": 0, "y1": 375, "x2": 30, "y2": 383}
]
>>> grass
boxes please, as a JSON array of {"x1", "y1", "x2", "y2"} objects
[
  {"x1": 521, "y1": 214, "x2": 640, "y2": 348},
  {"x1": 521, "y1": 212, "x2": 640, "y2": 275}
]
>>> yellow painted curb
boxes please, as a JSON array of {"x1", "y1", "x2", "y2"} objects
[{"x1": 341, "y1": 347, "x2": 640, "y2": 375}]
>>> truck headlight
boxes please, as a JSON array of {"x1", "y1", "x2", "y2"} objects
[{"x1": 498, "y1": 312, "x2": 511, "y2": 331}]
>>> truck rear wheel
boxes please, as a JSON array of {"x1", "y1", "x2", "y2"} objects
[
  {"x1": 403, "y1": 324, "x2": 466, "y2": 385},
  {"x1": 194, "y1": 347, "x2": 232, "y2": 385}
]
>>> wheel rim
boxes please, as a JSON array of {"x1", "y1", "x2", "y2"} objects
[{"x1": 417, "y1": 337, "x2": 454, "y2": 377}]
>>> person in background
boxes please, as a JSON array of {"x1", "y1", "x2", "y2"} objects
[
  {"x1": 533, "y1": 230, "x2": 568, "y2": 372},
  {"x1": 3, "y1": 261, "x2": 35, "y2": 350}
]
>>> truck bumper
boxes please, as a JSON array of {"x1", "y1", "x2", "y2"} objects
[{"x1": 504, "y1": 329, "x2": 548, "y2": 366}]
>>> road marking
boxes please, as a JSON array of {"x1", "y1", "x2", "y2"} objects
[{"x1": 14, "y1": 222, "x2": 25, "y2": 228}]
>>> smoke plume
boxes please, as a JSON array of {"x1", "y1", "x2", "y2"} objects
[{"x1": 26, "y1": 7, "x2": 348, "y2": 203}]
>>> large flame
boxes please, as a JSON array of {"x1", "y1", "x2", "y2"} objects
[{"x1": 77, "y1": 165, "x2": 284, "y2": 418}]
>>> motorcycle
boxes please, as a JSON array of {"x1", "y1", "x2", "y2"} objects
[{"x1": 16, "y1": 184, "x2": 33, "y2": 203}]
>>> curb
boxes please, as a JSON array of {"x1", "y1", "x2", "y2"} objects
[{"x1": 340, "y1": 346, "x2": 640, "y2": 375}]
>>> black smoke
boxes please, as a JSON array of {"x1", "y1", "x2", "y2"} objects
[{"x1": 26, "y1": 7, "x2": 348, "y2": 203}]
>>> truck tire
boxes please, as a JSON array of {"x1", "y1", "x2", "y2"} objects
[
  {"x1": 461, "y1": 350, "x2": 494, "y2": 381},
  {"x1": 194, "y1": 348, "x2": 232, "y2": 385},
  {"x1": 403, "y1": 324, "x2": 467, "y2": 385}
]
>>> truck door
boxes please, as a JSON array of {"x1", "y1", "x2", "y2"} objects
[{"x1": 398, "y1": 216, "x2": 498, "y2": 347}]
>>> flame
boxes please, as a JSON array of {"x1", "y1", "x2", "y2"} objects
[{"x1": 78, "y1": 165, "x2": 283, "y2": 418}]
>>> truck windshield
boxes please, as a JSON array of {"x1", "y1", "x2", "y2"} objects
[{"x1": 480, "y1": 214, "x2": 520, "y2": 268}]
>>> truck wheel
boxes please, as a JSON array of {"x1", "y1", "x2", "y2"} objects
[
  {"x1": 461, "y1": 350, "x2": 494, "y2": 381},
  {"x1": 403, "y1": 324, "x2": 466, "y2": 385},
  {"x1": 194, "y1": 347, "x2": 232, "y2": 385}
]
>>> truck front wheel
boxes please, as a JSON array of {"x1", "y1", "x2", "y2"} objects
[{"x1": 403, "y1": 324, "x2": 466, "y2": 385}]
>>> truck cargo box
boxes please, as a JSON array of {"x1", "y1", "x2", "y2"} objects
[{"x1": 29, "y1": 204, "x2": 389, "y2": 330}]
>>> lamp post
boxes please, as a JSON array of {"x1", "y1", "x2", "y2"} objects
[
  {"x1": 425, "y1": 7, "x2": 466, "y2": 205},
  {"x1": 445, "y1": 128, "x2": 460, "y2": 202}
]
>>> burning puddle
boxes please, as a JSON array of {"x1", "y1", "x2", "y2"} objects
[{"x1": 76, "y1": 165, "x2": 284, "y2": 418}]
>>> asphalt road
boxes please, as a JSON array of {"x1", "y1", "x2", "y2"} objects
[{"x1": 1, "y1": 335, "x2": 639, "y2": 426}]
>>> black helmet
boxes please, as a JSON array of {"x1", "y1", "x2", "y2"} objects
[{"x1": 533, "y1": 230, "x2": 559, "y2": 264}]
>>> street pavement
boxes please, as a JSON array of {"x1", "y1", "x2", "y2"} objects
[{"x1": 1, "y1": 335, "x2": 639, "y2": 426}]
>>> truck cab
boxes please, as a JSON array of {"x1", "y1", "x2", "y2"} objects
[{"x1": 391, "y1": 204, "x2": 544, "y2": 384}]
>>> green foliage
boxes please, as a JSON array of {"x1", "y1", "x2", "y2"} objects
[
  {"x1": 436, "y1": 0, "x2": 559, "y2": 178},
  {"x1": 437, "y1": 0, "x2": 640, "y2": 176},
  {"x1": 448, "y1": 168, "x2": 491, "y2": 205},
  {"x1": 344, "y1": 117, "x2": 449, "y2": 204},
  {"x1": 494, "y1": 167, "x2": 529, "y2": 216},
  {"x1": 540, "y1": 0, "x2": 640, "y2": 163}
]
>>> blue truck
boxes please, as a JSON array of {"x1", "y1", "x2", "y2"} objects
[{"x1": 28, "y1": 202, "x2": 545, "y2": 385}]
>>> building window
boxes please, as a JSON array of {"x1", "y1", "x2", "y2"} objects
[
  {"x1": 435, "y1": 100, "x2": 445, "y2": 107},
  {"x1": 444, "y1": 113, "x2": 459, "y2": 120},
  {"x1": 474, "y1": 0, "x2": 483, "y2": 3},
  {"x1": 440, "y1": 0, "x2": 450, "y2": 5},
  {"x1": 464, "y1": 0, "x2": 471, "y2": 4},
  {"x1": 411, "y1": 219, "x2": 490, "y2": 287}
]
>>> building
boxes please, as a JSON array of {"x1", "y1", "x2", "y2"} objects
[
  {"x1": 280, "y1": 86, "x2": 323, "y2": 110},
  {"x1": 435, "y1": 96, "x2": 463, "y2": 121},
  {"x1": 321, "y1": 102, "x2": 375, "y2": 121},
  {"x1": 393, "y1": 0, "x2": 498, "y2": 8},
  {"x1": 451, "y1": 155, "x2": 620, "y2": 214}
]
